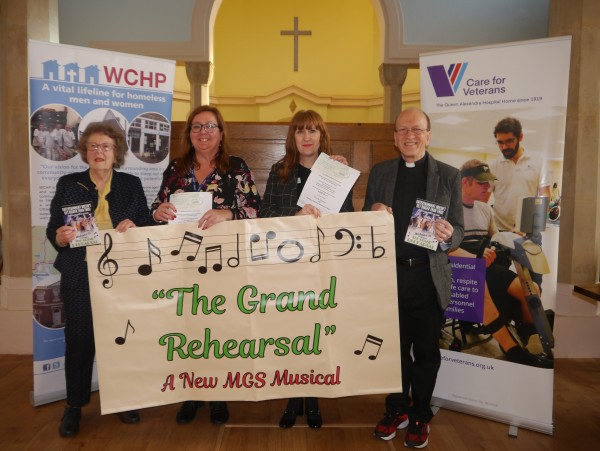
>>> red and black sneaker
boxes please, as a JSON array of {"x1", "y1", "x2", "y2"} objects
[
  {"x1": 373, "y1": 411, "x2": 409, "y2": 440},
  {"x1": 404, "y1": 420, "x2": 430, "y2": 448}
]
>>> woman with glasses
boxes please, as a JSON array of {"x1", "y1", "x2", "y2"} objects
[
  {"x1": 150, "y1": 105, "x2": 261, "y2": 425},
  {"x1": 46, "y1": 121, "x2": 154, "y2": 437},
  {"x1": 261, "y1": 110, "x2": 354, "y2": 429}
]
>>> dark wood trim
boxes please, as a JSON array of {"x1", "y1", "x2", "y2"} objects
[{"x1": 573, "y1": 283, "x2": 600, "y2": 302}]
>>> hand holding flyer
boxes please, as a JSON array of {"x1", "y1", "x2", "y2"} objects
[
  {"x1": 297, "y1": 153, "x2": 359, "y2": 214},
  {"x1": 62, "y1": 202, "x2": 100, "y2": 247},
  {"x1": 168, "y1": 192, "x2": 212, "y2": 224},
  {"x1": 404, "y1": 199, "x2": 448, "y2": 250}
]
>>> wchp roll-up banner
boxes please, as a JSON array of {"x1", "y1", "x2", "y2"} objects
[
  {"x1": 86, "y1": 212, "x2": 401, "y2": 413},
  {"x1": 29, "y1": 40, "x2": 174, "y2": 406},
  {"x1": 421, "y1": 37, "x2": 571, "y2": 434}
]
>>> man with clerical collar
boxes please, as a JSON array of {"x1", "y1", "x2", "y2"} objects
[{"x1": 364, "y1": 107, "x2": 464, "y2": 448}]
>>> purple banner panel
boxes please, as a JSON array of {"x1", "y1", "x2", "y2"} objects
[{"x1": 446, "y1": 256, "x2": 486, "y2": 323}]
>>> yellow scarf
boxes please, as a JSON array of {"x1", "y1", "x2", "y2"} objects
[{"x1": 90, "y1": 171, "x2": 113, "y2": 230}]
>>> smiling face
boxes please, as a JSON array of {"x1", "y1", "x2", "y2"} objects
[
  {"x1": 86, "y1": 132, "x2": 116, "y2": 173},
  {"x1": 294, "y1": 125, "x2": 321, "y2": 167},
  {"x1": 190, "y1": 110, "x2": 223, "y2": 161},
  {"x1": 394, "y1": 109, "x2": 431, "y2": 163}
]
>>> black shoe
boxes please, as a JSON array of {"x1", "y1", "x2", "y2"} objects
[
  {"x1": 117, "y1": 410, "x2": 140, "y2": 424},
  {"x1": 176, "y1": 401, "x2": 204, "y2": 424},
  {"x1": 305, "y1": 397, "x2": 322, "y2": 429},
  {"x1": 504, "y1": 346, "x2": 553, "y2": 368},
  {"x1": 59, "y1": 406, "x2": 81, "y2": 438},
  {"x1": 209, "y1": 401, "x2": 229, "y2": 425},
  {"x1": 279, "y1": 398, "x2": 303, "y2": 428}
]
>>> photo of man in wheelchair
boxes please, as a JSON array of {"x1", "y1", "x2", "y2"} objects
[{"x1": 442, "y1": 159, "x2": 554, "y2": 369}]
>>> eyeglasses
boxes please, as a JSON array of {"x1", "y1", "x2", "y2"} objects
[
  {"x1": 496, "y1": 138, "x2": 517, "y2": 147},
  {"x1": 191, "y1": 122, "x2": 220, "y2": 133},
  {"x1": 86, "y1": 143, "x2": 115, "y2": 152},
  {"x1": 395, "y1": 128, "x2": 429, "y2": 136}
]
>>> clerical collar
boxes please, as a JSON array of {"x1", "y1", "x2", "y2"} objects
[{"x1": 402, "y1": 154, "x2": 427, "y2": 168}]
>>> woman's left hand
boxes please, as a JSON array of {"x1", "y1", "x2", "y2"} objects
[
  {"x1": 115, "y1": 219, "x2": 137, "y2": 233},
  {"x1": 198, "y1": 209, "x2": 233, "y2": 229}
]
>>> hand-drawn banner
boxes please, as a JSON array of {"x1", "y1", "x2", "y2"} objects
[{"x1": 87, "y1": 211, "x2": 401, "y2": 414}]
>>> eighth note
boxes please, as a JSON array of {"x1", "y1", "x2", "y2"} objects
[
  {"x1": 354, "y1": 334, "x2": 384, "y2": 360},
  {"x1": 115, "y1": 320, "x2": 135, "y2": 345}
]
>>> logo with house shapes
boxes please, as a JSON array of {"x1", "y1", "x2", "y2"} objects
[{"x1": 42, "y1": 60, "x2": 102, "y2": 85}]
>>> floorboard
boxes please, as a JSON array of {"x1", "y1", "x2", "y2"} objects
[{"x1": 1, "y1": 356, "x2": 598, "y2": 450}]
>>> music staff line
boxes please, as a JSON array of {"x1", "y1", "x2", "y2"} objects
[
  {"x1": 92, "y1": 225, "x2": 392, "y2": 286},
  {"x1": 93, "y1": 224, "x2": 392, "y2": 262}
]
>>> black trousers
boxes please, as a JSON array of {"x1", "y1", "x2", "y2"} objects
[
  {"x1": 61, "y1": 267, "x2": 95, "y2": 407},
  {"x1": 385, "y1": 262, "x2": 444, "y2": 423}
]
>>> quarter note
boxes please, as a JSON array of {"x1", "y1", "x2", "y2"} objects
[
  {"x1": 115, "y1": 320, "x2": 135, "y2": 345},
  {"x1": 171, "y1": 231, "x2": 203, "y2": 261},
  {"x1": 138, "y1": 238, "x2": 162, "y2": 276},
  {"x1": 98, "y1": 233, "x2": 118, "y2": 289},
  {"x1": 354, "y1": 334, "x2": 384, "y2": 360}
]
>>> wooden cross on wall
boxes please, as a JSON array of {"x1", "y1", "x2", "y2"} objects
[{"x1": 280, "y1": 17, "x2": 312, "y2": 72}]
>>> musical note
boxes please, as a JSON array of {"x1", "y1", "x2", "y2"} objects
[
  {"x1": 199, "y1": 245, "x2": 223, "y2": 274},
  {"x1": 115, "y1": 320, "x2": 135, "y2": 345},
  {"x1": 171, "y1": 231, "x2": 203, "y2": 261},
  {"x1": 227, "y1": 234, "x2": 240, "y2": 268},
  {"x1": 371, "y1": 226, "x2": 385, "y2": 258},
  {"x1": 277, "y1": 240, "x2": 304, "y2": 263},
  {"x1": 250, "y1": 231, "x2": 276, "y2": 261},
  {"x1": 354, "y1": 334, "x2": 384, "y2": 360},
  {"x1": 310, "y1": 226, "x2": 325, "y2": 263},
  {"x1": 138, "y1": 238, "x2": 162, "y2": 276},
  {"x1": 98, "y1": 233, "x2": 118, "y2": 289},
  {"x1": 334, "y1": 228, "x2": 361, "y2": 256}
]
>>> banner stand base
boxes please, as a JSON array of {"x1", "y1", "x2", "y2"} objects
[{"x1": 431, "y1": 397, "x2": 554, "y2": 436}]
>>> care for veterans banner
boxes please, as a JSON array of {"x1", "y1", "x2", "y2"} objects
[
  {"x1": 420, "y1": 36, "x2": 570, "y2": 435},
  {"x1": 86, "y1": 212, "x2": 401, "y2": 414},
  {"x1": 29, "y1": 40, "x2": 175, "y2": 405}
]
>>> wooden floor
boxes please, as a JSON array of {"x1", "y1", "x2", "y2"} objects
[{"x1": 1, "y1": 355, "x2": 599, "y2": 450}]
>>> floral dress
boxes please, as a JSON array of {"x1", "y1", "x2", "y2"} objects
[{"x1": 151, "y1": 155, "x2": 261, "y2": 220}]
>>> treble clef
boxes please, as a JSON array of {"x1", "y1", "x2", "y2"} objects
[{"x1": 98, "y1": 233, "x2": 118, "y2": 289}]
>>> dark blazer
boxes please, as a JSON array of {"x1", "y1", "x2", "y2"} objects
[
  {"x1": 363, "y1": 153, "x2": 464, "y2": 309},
  {"x1": 261, "y1": 161, "x2": 354, "y2": 218},
  {"x1": 46, "y1": 169, "x2": 153, "y2": 276}
]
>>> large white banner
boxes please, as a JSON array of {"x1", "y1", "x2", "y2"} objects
[
  {"x1": 421, "y1": 36, "x2": 571, "y2": 435},
  {"x1": 86, "y1": 212, "x2": 402, "y2": 414},
  {"x1": 29, "y1": 40, "x2": 175, "y2": 405}
]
